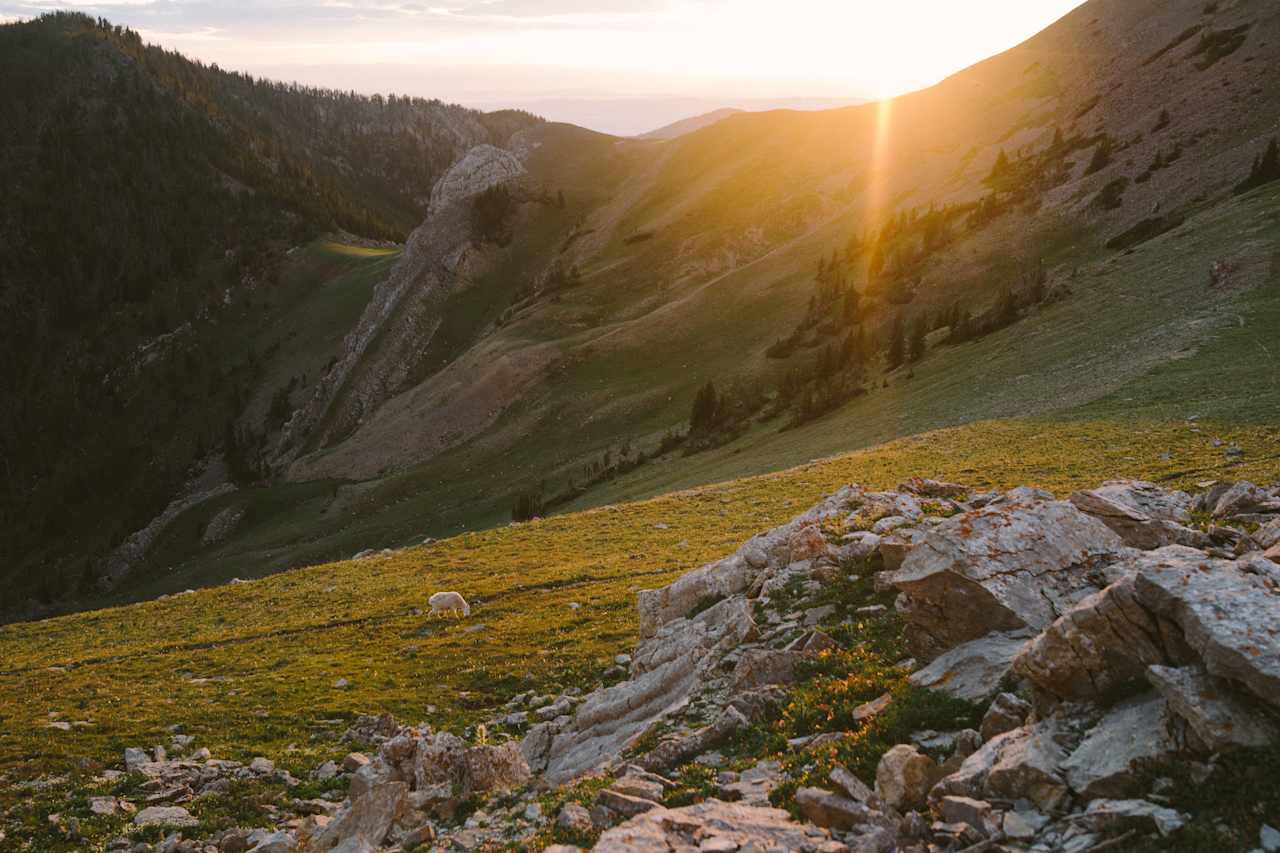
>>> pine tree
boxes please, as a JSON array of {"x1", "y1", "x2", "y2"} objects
[
  {"x1": 908, "y1": 317, "x2": 927, "y2": 363},
  {"x1": 1235, "y1": 137, "x2": 1280, "y2": 195},
  {"x1": 1085, "y1": 137, "x2": 1112, "y2": 175},
  {"x1": 886, "y1": 313, "x2": 906, "y2": 370},
  {"x1": 689, "y1": 381, "x2": 720, "y2": 433}
]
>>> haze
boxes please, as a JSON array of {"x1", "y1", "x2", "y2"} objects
[{"x1": 1, "y1": 0, "x2": 1087, "y2": 134}]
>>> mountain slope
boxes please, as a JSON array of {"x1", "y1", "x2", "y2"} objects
[
  {"x1": 8, "y1": 0, "x2": 1280, "y2": 617},
  {"x1": 0, "y1": 13, "x2": 540, "y2": 615}
]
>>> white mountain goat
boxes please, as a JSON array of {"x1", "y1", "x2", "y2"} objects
[{"x1": 429, "y1": 591, "x2": 471, "y2": 618}]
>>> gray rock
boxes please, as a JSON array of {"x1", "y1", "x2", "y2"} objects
[
  {"x1": 829, "y1": 766, "x2": 878, "y2": 806},
  {"x1": 932, "y1": 721, "x2": 1068, "y2": 812},
  {"x1": 939, "y1": 796, "x2": 994, "y2": 835},
  {"x1": 636, "y1": 706, "x2": 748, "y2": 773},
  {"x1": 88, "y1": 797, "x2": 118, "y2": 816},
  {"x1": 877, "y1": 528, "x2": 925, "y2": 573},
  {"x1": 609, "y1": 775, "x2": 665, "y2": 803},
  {"x1": 796, "y1": 787, "x2": 878, "y2": 830},
  {"x1": 980, "y1": 692, "x2": 1032, "y2": 742},
  {"x1": 133, "y1": 806, "x2": 197, "y2": 828},
  {"x1": 124, "y1": 747, "x2": 150, "y2": 773},
  {"x1": 596, "y1": 788, "x2": 660, "y2": 818},
  {"x1": 908, "y1": 632, "x2": 1031, "y2": 702},
  {"x1": 885, "y1": 493, "x2": 1125, "y2": 659},
  {"x1": 245, "y1": 830, "x2": 298, "y2": 853},
  {"x1": 1084, "y1": 798, "x2": 1187, "y2": 837},
  {"x1": 308, "y1": 780, "x2": 407, "y2": 853},
  {"x1": 732, "y1": 649, "x2": 800, "y2": 691},
  {"x1": 719, "y1": 760, "x2": 782, "y2": 807},
  {"x1": 1062, "y1": 694, "x2": 1182, "y2": 801},
  {"x1": 594, "y1": 799, "x2": 845, "y2": 852},
  {"x1": 1133, "y1": 551, "x2": 1280, "y2": 709},
  {"x1": 1261, "y1": 823, "x2": 1280, "y2": 852},
  {"x1": 542, "y1": 597, "x2": 755, "y2": 783},
  {"x1": 556, "y1": 802, "x2": 593, "y2": 835},
  {"x1": 1069, "y1": 480, "x2": 1203, "y2": 550},
  {"x1": 1146, "y1": 664, "x2": 1280, "y2": 750},
  {"x1": 635, "y1": 554, "x2": 752, "y2": 637},
  {"x1": 1204, "y1": 481, "x2": 1272, "y2": 518},
  {"x1": 1013, "y1": 572, "x2": 1184, "y2": 703},
  {"x1": 1255, "y1": 518, "x2": 1280, "y2": 550},
  {"x1": 1002, "y1": 809, "x2": 1049, "y2": 841}
]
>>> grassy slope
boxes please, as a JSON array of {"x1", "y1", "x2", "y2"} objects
[
  {"x1": 567, "y1": 182, "x2": 1280, "y2": 511},
  {"x1": 100, "y1": 182, "x2": 1280, "y2": 609}
]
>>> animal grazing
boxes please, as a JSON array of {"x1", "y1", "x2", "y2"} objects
[{"x1": 429, "y1": 591, "x2": 471, "y2": 618}]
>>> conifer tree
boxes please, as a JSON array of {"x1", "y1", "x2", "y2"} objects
[{"x1": 886, "y1": 313, "x2": 906, "y2": 369}]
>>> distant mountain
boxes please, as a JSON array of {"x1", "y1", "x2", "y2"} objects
[
  {"x1": 637, "y1": 108, "x2": 743, "y2": 140},
  {"x1": 462, "y1": 96, "x2": 869, "y2": 136}
]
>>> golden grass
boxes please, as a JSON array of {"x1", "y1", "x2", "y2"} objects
[{"x1": 2, "y1": 416, "x2": 1277, "y2": 780}]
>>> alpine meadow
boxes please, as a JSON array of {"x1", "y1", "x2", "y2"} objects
[{"x1": 1, "y1": 2, "x2": 1279, "y2": 852}]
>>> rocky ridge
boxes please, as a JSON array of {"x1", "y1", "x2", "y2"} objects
[{"x1": 82, "y1": 477, "x2": 1279, "y2": 852}]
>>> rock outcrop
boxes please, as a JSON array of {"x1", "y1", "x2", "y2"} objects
[{"x1": 85, "y1": 478, "x2": 1279, "y2": 853}]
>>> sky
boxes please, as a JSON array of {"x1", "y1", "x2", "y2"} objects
[{"x1": 1, "y1": 0, "x2": 1089, "y2": 134}]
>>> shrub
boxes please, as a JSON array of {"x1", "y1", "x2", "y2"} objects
[{"x1": 1085, "y1": 137, "x2": 1113, "y2": 175}]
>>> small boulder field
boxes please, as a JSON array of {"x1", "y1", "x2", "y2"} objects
[{"x1": 58, "y1": 478, "x2": 1280, "y2": 851}]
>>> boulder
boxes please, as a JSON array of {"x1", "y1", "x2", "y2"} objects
[
  {"x1": 1132, "y1": 552, "x2": 1280, "y2": 709},
  {"x1": 1146, "y1": 664, "x2": 1279, "y2": 750},
  {"x1": 829, "y1": 765, "x2": 878, "y2": 807},
  {"x1": 596, "y1": 789, "x2": 660, "y2": 818},
  {"x1": 939, "y1": 796, "x2": 994, "y2": 835},
  {"x1": 877, "y1": 528, "x2": 925, "y2": 573},
  {"x1": 1202, "y1": 481, "x2": 1272, "y2": 518},
  {"x1": 305, "y1": 780, "x2": 407, "y2": 853},
  {"x1": 980, "y1": 692, "x2": 1032, "y2": 742},
  {"x1": 908, "y1": 632, "x2": 1031, "y2": 702},
  {"x1": 732, "y1": 649, "x2": 800, "y2": 691},
  {"x1": 1069, "y1": 480, "x2": 1203, "y2": 549},
  {"x1": 1061, "y1": 694, "x2": 1182, "y2": 801},
  {"x1": 461, "y1": 741, "x2": 531, "y2": 795},
  {"x1": 884, "y1": 494, "x2": 1125, "y2": 659},
  {"x1": 594, "y1": 799, "x2": 847, "y2": 852},
  {"x1": 1255, "y1": 518, "x2": 1280, "y2": 550},
  {"x1": 932, "y1": 721, "x2": 1068, "y2": 812},
  {"x1": 1012, "y1": 572, "x2": 1189, "y2": 703},
  {"x1": 124, "y1": 747, "x2": 150, "y2": 773},
  {"x1": 874, "y1": 745, "x2": 937, "y2": 811},
  {"x1": 795, "y1": 787, "x2": 878, "y2": 830}
]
